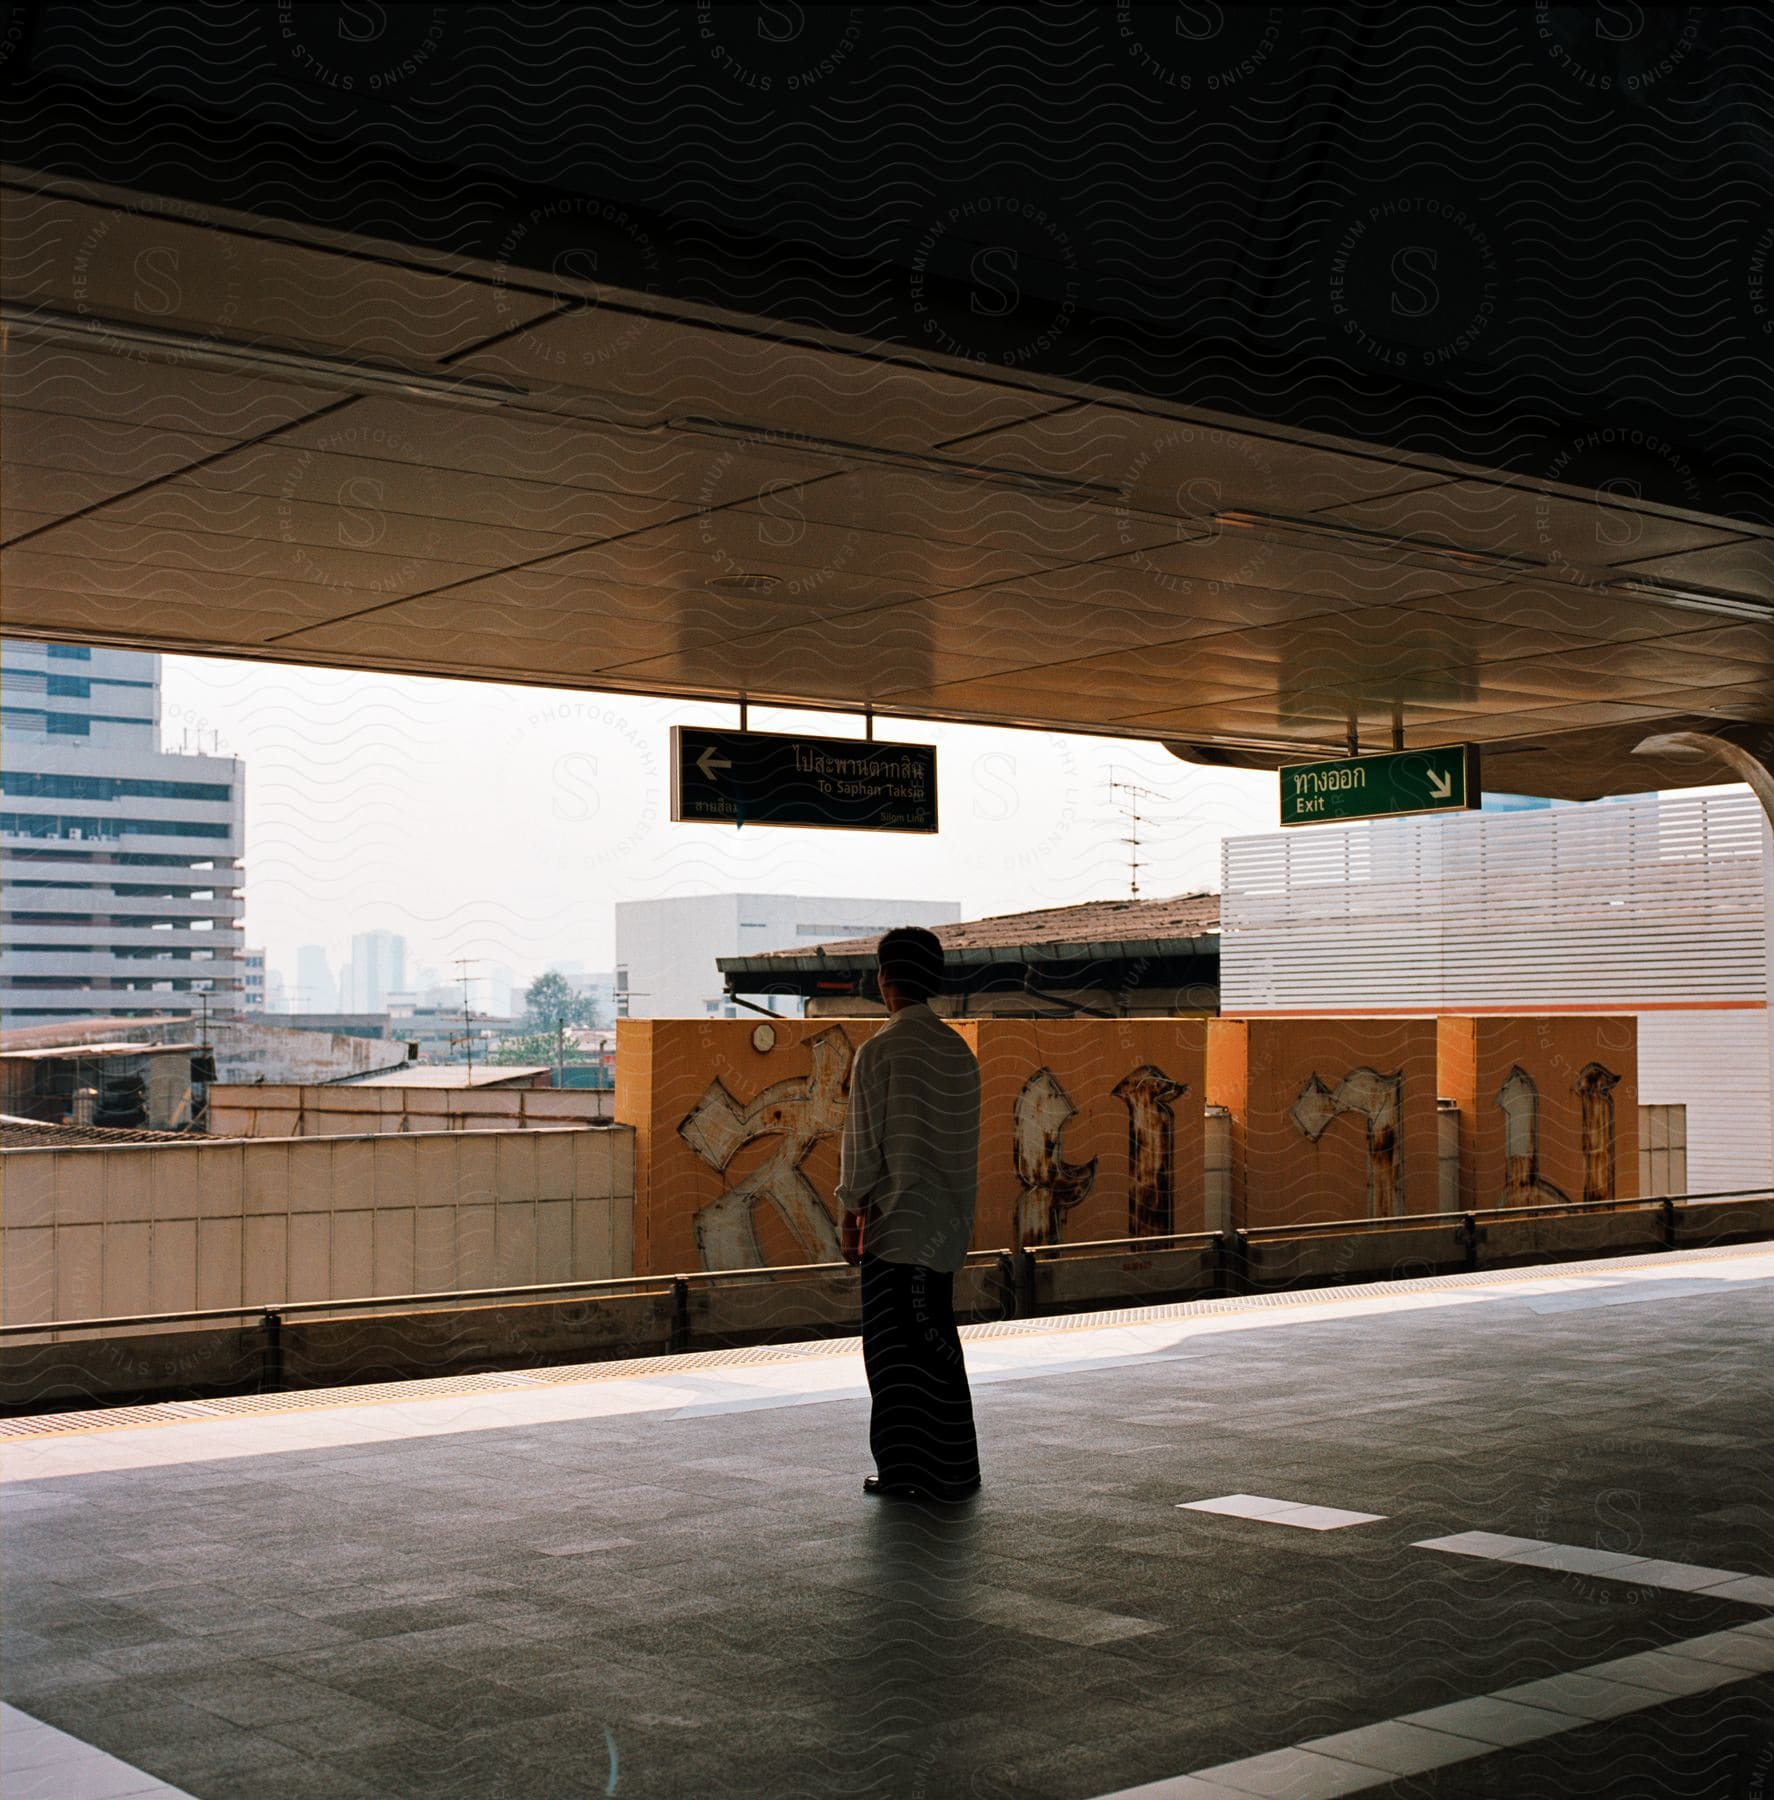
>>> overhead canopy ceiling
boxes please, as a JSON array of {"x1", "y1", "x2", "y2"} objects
[{"x1": 3, "y1": 171, "x2": 1771, "y2": 801}]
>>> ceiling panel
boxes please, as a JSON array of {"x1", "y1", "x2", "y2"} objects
[
  {"x1": 593, "y1": 638, "x2": 1019, "y2": 702},
  {"x1": 745, "y1": 468, "x2": 1182, "y2": 563},
  {"x1": 1651, "y1": 622, "x2": 1774, "y2": 669},
  {"x1": 1, "y1": 338, "x2": 341, "y2": 437},
  {"x1": 97, "y1": 483, "x2": 600, "y2": 572},
  {"x1": 281, "y1": 614, "x2": 701, "y2": 674},
  {"x1": 10, "y1": 517, "x2": 489, "y2": 598},
  {"x1": 1375, "y1": 697, "x2": 1698, "y2": 740},
  {"x1": 3, "y1": 406, "x2": 234, "y2": 481},
  {"x1": 357, "y1": 563, "x2": 924, "y2": 645},
  {"x1": 1, "y1": 507, "x2": 58, "y2": 540},
  {"x1": 1622, "y1": 682, "x2": 1774, "y2": 724},
  {"x1": 271, "y1": 398, "x2": 835, "y2": 504},
  {"x1": 4, "y1": 462, "x2": 171, "y2": 522},
  {"x1": 1, "y1": 190, "x2": 559, "y2": 362},
  {"x1": 272, "y1": 578, "x2": 949, "y2": 663},
  {"x1": 1317, "y1": 479, "x2": 1740, "y2": 568},
  {"x1": 462, "y1": 311, "x2": 1062, "y2": 448},
  {"x1": 1390, "y1": 578, "x2": 1722, "y2": 646},
  {"x1": 931, "y1": 561, "x2": 1381, "y2": 633},
  {"x1": 1, "y1": 191, "x2": 1767, "y2": 797},
  {"x1": 1607, "y1": 537, "x2": 1774, "y2": 601},
  {"x1": 838, "y1": 590, "x2": 1281, "y2": 664},
  {"x1": 527, "y1": 513, "x2": 1053, "y2": 598},
  {"x1": 1121, "y1": 534, "x2": 1487, "y2": 606},
  {"x1": 184, "y1": 445, "x2": 691, "y2": 542},
  {"x1": 0, "y1": 580, "x2": 380, "y2": 647},
  {"x1": 944, "y1": 403, "x2": 1452, "y2": 514}
]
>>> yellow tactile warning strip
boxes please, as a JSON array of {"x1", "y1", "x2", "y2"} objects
[{"x1": 3, "y1": 1241, "x2": 1768, "y2": 1442}]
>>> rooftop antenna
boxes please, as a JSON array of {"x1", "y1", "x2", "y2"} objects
[
  {"x1": 1107, "y1": 769, "x2": 1169, "y2": 899},
  {"x1": 453, "y1": 958, "x2": 480, "y2": 1078}
]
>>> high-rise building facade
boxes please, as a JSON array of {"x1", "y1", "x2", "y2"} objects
[
  {"x1": 243, "y1": 947, "x2": 267, "y2": 1012},
  {"x1": 1, "y1": 640, "x2": 246, "y2": 1024},
  {"x1": 344, "y1": 929, "x2": 407, "y2": 1012},
  {"x1": 294, "y1": 943, "x2": 338, "y2": 1013},
  {"x1": 615, "y1": 894, "x2": 961, "y2": 1019}
]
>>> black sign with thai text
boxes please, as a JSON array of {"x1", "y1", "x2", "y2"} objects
[{"x1": 671, "y1": 727, "x2": 939, "y2": 833}]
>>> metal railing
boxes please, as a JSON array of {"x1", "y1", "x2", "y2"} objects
[{"x1": 4, "y1": 1188, "x2": 1766, "y2": 1348}]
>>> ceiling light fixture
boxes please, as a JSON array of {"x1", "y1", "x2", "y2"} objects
[{"x1": 1, "y1": 307, "x2": 534, "y2": 410}]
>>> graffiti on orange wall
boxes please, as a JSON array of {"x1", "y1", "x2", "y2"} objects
[
  {"x1": 1113, "y1": 1064, "x2": 1190, "y2": 1237},
  {"x1": 1492, "y1": 1058, "x2": 1624, "y2": 1208},
  {"x1": 1289, "y1": 1066, "x2": 1405, "y2": 1216},
  {"x1": 679, "y1": 1026, "x2": 854, "y2": 1268},
  {"x1": 1011, "y1": 1068, "x2": 1098, "y2": 1249},
  {"x1": 623, "y1": 1018, "x2": 1209, "y2": 1271},
  {"x1": 1496, "y1": 1066, "x2": 1569, "y2": 1206},
  {"x1": 1576, "y1": 1062, "x2": 1620, "y2": 1202}
]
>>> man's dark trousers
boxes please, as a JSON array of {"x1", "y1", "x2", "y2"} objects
[{"x1": 859, "y1": 1250, "x2": 980, "y2": 1495}]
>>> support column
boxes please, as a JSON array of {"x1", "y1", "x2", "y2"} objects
[{"x1": 1636, "y1": 725, "x2": 1774, "y2": 1185}]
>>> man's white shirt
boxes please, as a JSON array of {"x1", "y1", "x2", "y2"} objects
[{"x1": 835, "y1": 1001, "x2": 981, "y2": 1273}]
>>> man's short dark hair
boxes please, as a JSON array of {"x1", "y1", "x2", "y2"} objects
[{"x1": 877, "y1": 925, "x2": 945, "y2": 1002}]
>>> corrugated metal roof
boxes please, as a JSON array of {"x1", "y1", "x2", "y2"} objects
[
  {"x1": 721, "y1": 892, "x2": 1220, "y2": 973},
  {"x1": 0, "y1": 1115, "x2": 212, "y2": 1147},
  {"x1": 0, "y1": 1041, "x2": 203, "y2": 1061},
  {"x1": 336, "y1": 1066, "x2": 554, "y2": 1088},
  {"x1": 0, "y1": 1017, "x2": 191, "y2": 1051}
]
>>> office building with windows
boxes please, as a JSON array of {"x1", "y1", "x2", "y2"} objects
[{"x1": 0, "y1": 640, "x2": 245, "y2": 1023}]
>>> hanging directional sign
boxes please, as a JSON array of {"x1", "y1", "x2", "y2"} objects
[
  {"x1": 671, "y1": 727, "x2": 939, "y2": 833},
  {"x1": 1279, "y1": 743, "x2": 1481, "y2": 826}
]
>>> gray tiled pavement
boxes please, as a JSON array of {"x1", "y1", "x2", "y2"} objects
[{"x1": 4, "y1": 1258, "x2": 1772, "y2": 1798}]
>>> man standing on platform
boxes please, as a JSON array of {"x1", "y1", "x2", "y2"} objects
[{"x1": 837, "y1": 926, "x2": 982, "y2": 1503}]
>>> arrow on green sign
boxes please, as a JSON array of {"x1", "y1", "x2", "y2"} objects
[{"x1": 1280, "y1": 744, "x2": 1481, "y2": 826}]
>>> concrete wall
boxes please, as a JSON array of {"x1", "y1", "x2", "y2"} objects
[
  {"x1": 209, "y1": 1083, "x2": 615, "y2": 1137},
  {"x1": 1, "y1": 1126, "x2": 634, "y2": 1330},
  {"x1": 209, "y1": 1020, "x2": 407, "y2": 1085}
]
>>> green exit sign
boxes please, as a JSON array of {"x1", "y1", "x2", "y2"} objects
[{"x1": 1280, "y1": 744, "x2": 1481, "y2": 826}]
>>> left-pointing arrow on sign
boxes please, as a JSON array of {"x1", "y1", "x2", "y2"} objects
[
  {"x1": 697, "y1": 747, "x2": 733, "y2": 780},
  {"x1": 1427, "y1": 768, "x2": 1453, "y2": 801}
]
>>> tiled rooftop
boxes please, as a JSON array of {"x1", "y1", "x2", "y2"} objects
[
  {"x1": 0, "y1": 1116, "x2": 212, "y2": 1148},
  {"x1": 739, "y1": 891, "x2": 1222, "y2": 965}
]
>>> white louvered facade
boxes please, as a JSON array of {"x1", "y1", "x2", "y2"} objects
[{"x1": 1221, "y1": 791, "x2": 1773, "y2": 1193}]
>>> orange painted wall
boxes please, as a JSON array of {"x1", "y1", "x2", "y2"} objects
[
  {"x1": 616, "y1": 1018, "x2": 1207, "y2": 1273},
  {"x1": 1207, "y1": 1017, "x2": 1440, "y2": 1229},
  {"x1": 1437, "y1": 1016, "x2": 1639, "y2": 1210},
  {"x1": 618, "y1": 1014, "x2": 1632, "y2": 1268},
  {"x1": 616, "y1": 1018, "x2": 889, "y2": 1276},
  {"x1": 974, "y1": 1019, "x2": 1208, "y2": 1250}
]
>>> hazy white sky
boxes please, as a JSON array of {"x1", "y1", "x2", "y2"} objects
[{"x1": 161, "y1": 655, "x2": 1278, "y2": 993}]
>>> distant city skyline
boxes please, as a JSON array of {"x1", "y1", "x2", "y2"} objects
[
  {"x1": 164, "y1": 653, "x2": 1743, "y2": 1017},
  {"x1": 164, "y1": 654, "x2": 1280, "y2": 1005}
]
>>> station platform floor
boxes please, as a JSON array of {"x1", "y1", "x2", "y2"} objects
[{"x1": 3, "y1": 1243, "x2": 1772, "y2": 1800}]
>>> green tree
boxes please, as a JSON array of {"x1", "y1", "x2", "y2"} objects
[
  {"x1": 490, "y1": 1030, "x2": 594, "y2": 1067},
  {"x1": 523, "y1": 969, "x2": 597, "y2": 1031}
]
